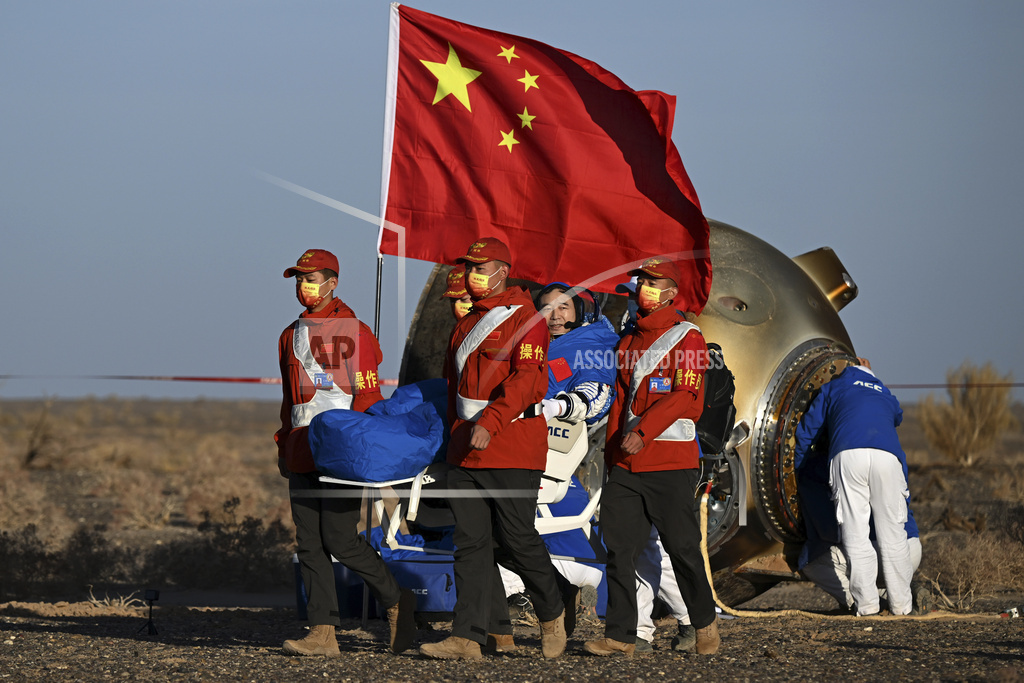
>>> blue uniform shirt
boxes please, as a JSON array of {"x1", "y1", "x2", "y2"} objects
[
  {"x1": 545, "y1": 315, "x2": 620, "y2": 422},
  {"x1": 794, "y1": 365, "x2": 908, "y2": 480}
]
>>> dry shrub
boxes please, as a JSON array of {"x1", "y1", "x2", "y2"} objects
[
  {"x1": 86, "y1": 586, "x2": 143, "y2": 609},
  {"x1": 0, "y1": 398, "x2": 296, "y2": 600},
  {"x1": 19, "y1": 401, "x2": 80, "y2": 469},
  {"x1": 993, "y1": 469, "x2": 1024, "y2": 502},
  {"x1": 0, "y1": 525, "x2": 142, "y2": 600},
  {"x1": 919, "y1": 361, "x2": 1018, "y2": 466},
  {"x1": 920, "y1": 525, "x2": 1024, "y2": 610},
  {"x1": 180, "y1": 434, "x2": 287, "y2": 528},
  {"x1": 0, "y1": 445, "x2": 75, "y2": 547},
  {"x1": 143, "y1": 498, "x2": 294, "y2": 591},
  {"x1": 903, "y1": 447, "x2": 931, "y2": 469},
  {"x1": 108, "y1": 469, "x2": 176, "y2": 529}
]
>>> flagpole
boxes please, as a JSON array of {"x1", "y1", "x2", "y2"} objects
[
  {"x1": 359, "y1": 252, "x2": 385, "y2": 630},
  {"x1": 362, "y1": 3, "x2": 401, "y2": 628},
  {"x1": 373, "y1": 253, "x2": 384, "y2": 337}
]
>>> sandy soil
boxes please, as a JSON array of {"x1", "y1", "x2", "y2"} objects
[
  {"x1": 2, "y1": 591, "x2": 1023, "y2": 683},
  {"x1": 3, "y1": 399, "x2": 1022, "y2": 680}
]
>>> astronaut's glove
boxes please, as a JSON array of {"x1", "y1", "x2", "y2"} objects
[
  {"x1": 554, "y1": 391, "x2": 590, "y2": 424},
  {"x1": 541, "y1": 397, "x2": 569, "y2": 421}
]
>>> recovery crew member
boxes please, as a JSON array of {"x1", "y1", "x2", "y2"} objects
[
  {"x1": 276, "y1": 248, "x2": 416, "y2": 656},
  {"x1": 584, "y1": 257, "x2": 720, "y2": 657},
  {"x1": 794, "y1": 357, "x2": 915, "y2": 616},
  {"x1": 419, "y1": 237, "x2": 568, "y2": 661},
  {"x1": 441, "y1": 266, "x2": 473, "y2": 320}
]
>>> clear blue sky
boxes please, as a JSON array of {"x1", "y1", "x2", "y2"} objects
[{"x1": 2, "y1": 1, "x2": 1022, "y2": 402}]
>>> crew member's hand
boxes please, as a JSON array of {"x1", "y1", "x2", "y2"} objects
[
  {"x1": 278, "y1": 458, "x2": 290, "y2": 478},
  {"x1": 621, "y1": 431, "x2": 645, "y2": 455},
  {"x1": 541, "y1": 398, "x2": 567, "y2": 421},
  {"x1": 470, "y1": 424, "x2": 492, "y2": 450}
]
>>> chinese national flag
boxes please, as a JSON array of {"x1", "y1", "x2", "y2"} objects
[{"x1": 379, "y1": 4, "x2": 711, "y2": 312}]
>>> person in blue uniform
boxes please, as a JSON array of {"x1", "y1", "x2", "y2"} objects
[{"x1": 794, "y1": 358, "x2": 914, "y2": 616}]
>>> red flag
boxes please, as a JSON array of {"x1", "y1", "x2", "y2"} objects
[{"x1": 379, "y1": 4, "x2": 711, "y2": 312}]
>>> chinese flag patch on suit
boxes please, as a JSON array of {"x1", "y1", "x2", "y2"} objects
[{"x1": 379, "y1": 4, "x2": 711, "y2": 313}]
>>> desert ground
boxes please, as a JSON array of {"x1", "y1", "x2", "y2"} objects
[{"x1": 1, "y1": 396, "x2": 1022, "y2": 681}]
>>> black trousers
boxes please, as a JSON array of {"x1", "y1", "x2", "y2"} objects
[
  {"x1": 447, "y1": 467, "x2": 563, "y2": 644},
  {"x1": 600, "y1": 466, "x2": 717, "y2": 642},
  {"x1": 290, "y1": 471, "x2": 401, "y2": 625}
]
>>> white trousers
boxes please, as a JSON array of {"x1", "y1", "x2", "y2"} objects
[
  {"x1": 802, "y1": 537, "x2": 921, "y2": 611},
  {"x1": 830, "y1": 448, "x2": 914, "y2": 615},
  {"x1": 635, "y1": 527, "x2": 690, "y2": 642},
  {"x1": 499, "y1": 558, "x2": 603, "y2": 597}
]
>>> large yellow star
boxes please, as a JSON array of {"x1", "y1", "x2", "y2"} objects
[
  {"x1": 420, "y1": 43, "x2": 482, "y2": 111},
  {"x1": 518, "y1": 107, "x2": 536, "y2": 130},
  {"x1": 498, "y1": 45, "x2": 519, "y2": 64},
  {"x1": 499, "y1": 129, "x2": 519, "y2": 153},
  {"x1": 518, "y1": 70, "x2": 539, "y2": 92}
]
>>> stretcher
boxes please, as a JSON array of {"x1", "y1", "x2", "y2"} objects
[{"x1": 319, "y1": 415, "x2": 604, "y2": 554}]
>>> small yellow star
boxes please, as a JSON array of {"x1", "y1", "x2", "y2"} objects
[
  {"x1": 518, "y1": 107, "x2": 536, "y2": 130},
  {"x1": 498, "y1": 129, "x2": 519, "y2": 153},
  {"x1": 420, "y1": 43, "x2": 482, "y2": 112},
  {"x1": 517, "y1": 70, "x2": 539, "y2": 92},
  {"x1": 498, "y1": 45, "x2": 519, "y2": 64}
]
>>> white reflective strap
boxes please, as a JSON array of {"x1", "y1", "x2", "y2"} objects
[
  {"x1": 290, "y1": 322, "x2": 353, "y2": 427},
  {"x1": 291, "y1": 393, "x2": 353, "y2": 428},
  {"x1": 627, "y1": 322, "x2": 698, "y2": 402},
  {"x1": 454, "y1": 305, "x2": 522, "y2": 376},
  {"x1": 452, "y1": 304, "x2": 525, "y2": 425},
  {"x1": 624, "y1": 322, "x2": 699, "y2": 441},
  {"x1": 624, "y1": 410, "x2": 696, "y2": 441},
  {"x1": 456, "y1": 394, "x2": 534, "y2": 423},
  {"x1": 654, "y1": 418, "x2": 696, "y2": 442},
  {"x1": 456, "y1": 395, "x2": 490, "y2": 422}
]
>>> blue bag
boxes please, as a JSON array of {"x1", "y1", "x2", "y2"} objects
[{"x1": 309, "y1": 378, "x2": 449, "y2": 483}]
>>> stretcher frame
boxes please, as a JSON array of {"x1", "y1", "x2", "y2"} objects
[{"x1": 319, "y1": 416, "x2": 604, "y2": 555}]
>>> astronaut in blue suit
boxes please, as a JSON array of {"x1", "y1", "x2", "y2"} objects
[
  {"x1": 794, "y1": 358, "x2": 914, "y2": 616},
  {"x1": 534, "y1": 283, "x2": 619, "y2": 424}
]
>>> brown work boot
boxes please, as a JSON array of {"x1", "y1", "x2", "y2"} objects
[
  {"x1": 386, "y1": 588, "x2": 418, "y2": 653},
  {"x1": 419, "y1": 635, "x2": 483, "y2": 660},
  {"x1": 695, "y1": 618, "x2": 720, "y2": 655},
  {"x1": 583, "y1": 637, "x2": 635, "y2": 657},
  {"x1": 539, "y1": 609, "x2": 567, "y2": 659},
  {"x1": 484, "y1": 632, "x2": 517, "y2": 653},
  {"x1": 282, "y1": 624, "x2": 341, "y2": 657}
]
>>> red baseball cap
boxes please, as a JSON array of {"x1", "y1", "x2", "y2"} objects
[
  {"x1": 283, "y1": 249, "x2": 340, "y2": 278},
  {"x1": 630, "y1": 257, "x2": 682, "y2": 286},
  {"x1": 456, "y1": 237, "x2": 512, "y2": 267},
  {"x1": 440, "y1": 268, "x2": 468, "y2": 299}
]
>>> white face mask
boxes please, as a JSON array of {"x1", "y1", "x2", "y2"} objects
[{"x1": 297, "y1": 279, "x2": 332, "y2": 308}]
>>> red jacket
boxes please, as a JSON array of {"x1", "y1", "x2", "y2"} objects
[
  {"x1": 605, "y1": 305, "x2": 707, "y2": 472},
  {"x1": 275, "y1": 298, "x2": 383, "y2": 474},
  {"x1": 444, "y1": 286, "x2": 549, "y2": 469}
]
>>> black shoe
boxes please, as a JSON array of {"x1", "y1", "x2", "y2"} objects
[
  {"x1": 508, "y1": 592, "x2": 534, "y2": 620},
  {"x1": 671, "y1": 624, "x2": 696, "y2": 652},
  {"x1": 561, "y1": 584, "x2": 580, "y2": 637}
]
